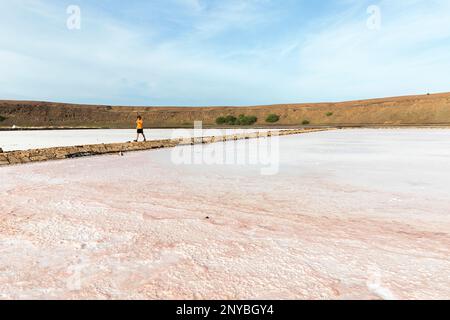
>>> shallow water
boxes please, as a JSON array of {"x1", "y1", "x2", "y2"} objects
[{"x1": 0, "y1": 128, "x2": 278, "y2": 151}]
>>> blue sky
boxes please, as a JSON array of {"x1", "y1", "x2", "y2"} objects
[{"x1": 0, "y1": 0, "x2": 449, "y2": 106}]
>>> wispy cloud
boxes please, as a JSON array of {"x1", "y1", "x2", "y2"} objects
[
  {"x1": 293, "y1": 0, "x2": 450, "y2": 101},
  {"x1": 0, "y1": 0, "x2": 449, "y2": 105}
]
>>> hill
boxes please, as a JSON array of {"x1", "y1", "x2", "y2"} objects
[{"x1": 1, "y1": 92, "x2": 449, "y2": 128}]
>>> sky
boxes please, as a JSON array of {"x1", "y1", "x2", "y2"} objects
[{"x1": 0, "y1": 0, "x2": 449, "y2": 106}]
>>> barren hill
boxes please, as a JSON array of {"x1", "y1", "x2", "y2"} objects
[{"x1": 1, "y1": 92, "x2": 450, "y2": 128}]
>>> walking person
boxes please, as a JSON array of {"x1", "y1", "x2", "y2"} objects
[{"x1": 134, "y1": 115, "x2": 147, "y2": 142}]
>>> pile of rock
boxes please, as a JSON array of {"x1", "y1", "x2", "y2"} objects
[{"x1": 0, "y1": 139, "x2": 184, "y2": 166}]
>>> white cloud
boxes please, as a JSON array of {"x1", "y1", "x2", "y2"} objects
[
  {"x1": 292, "y1": 0, "x2": 450, "y2": 101},
  {"x1": 0, "y1": 0, "x2": 448, "y2": 105}
]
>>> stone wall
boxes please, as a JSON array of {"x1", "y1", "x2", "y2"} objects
[{"x1": 0, "y1": 129, "x2": 332, "y2": 167}]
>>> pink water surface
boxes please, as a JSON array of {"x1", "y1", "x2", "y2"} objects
[{"x1": 0, "y1": 129, "x2": 449, "y2": 299}]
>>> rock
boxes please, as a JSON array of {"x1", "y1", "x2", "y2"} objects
[
  {"x1": 0, "y1": 148, "x2": 3, "y2": 153},
  {"x1": 29, "y1": 155, "x2": 49, "y2": 162},
  {"x1": 6, "y1": 155, "x2": 23, "y2": 165},
  {"x1": 0, "y1": 153, "x2": 9, "y2": 166}
]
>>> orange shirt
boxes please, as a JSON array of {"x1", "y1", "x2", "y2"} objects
[{"x1": 136, "y1": 119, "x2": 143, "y2": 129}]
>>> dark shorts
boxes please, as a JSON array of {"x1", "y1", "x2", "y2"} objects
[{"x1": 137, "y1": 129, "x2": 144, "y2": 134}]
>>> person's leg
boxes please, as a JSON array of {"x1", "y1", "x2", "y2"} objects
[
  {"x1": 142, "y1": 132, "x2": 147, "y2": 142},
  {"x1": 135, "y1": 132, "x2": 139, "y2": 142}
]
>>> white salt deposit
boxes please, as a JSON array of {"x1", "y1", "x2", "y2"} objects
[{"x1": 0, "y1": 129, "x2": 449, "y2": 299}]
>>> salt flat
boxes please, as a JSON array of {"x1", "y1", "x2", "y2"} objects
[
  {"x1": 0, "y1": 129, "x2": 449, "y2": 299},
  {"x1": 0, "y1": 128, "x2": 278, "y2": 152}
]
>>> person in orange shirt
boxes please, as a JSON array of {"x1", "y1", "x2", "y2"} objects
[{"x1": 134, "y1": 115, "x2": 147, "y2": 142}]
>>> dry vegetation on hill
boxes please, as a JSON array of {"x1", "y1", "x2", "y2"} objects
[{"x1": 1, "y1": 92, "x2": 449, "y2": 128}]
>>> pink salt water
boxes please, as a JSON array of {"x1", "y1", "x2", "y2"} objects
[{"x1": 0, "y1": 129, "x2": 449, "y2": 299}]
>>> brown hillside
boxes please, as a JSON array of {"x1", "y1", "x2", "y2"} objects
[{"x1": 1, "y1": 93, "x2": 450, "y2": 128}]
